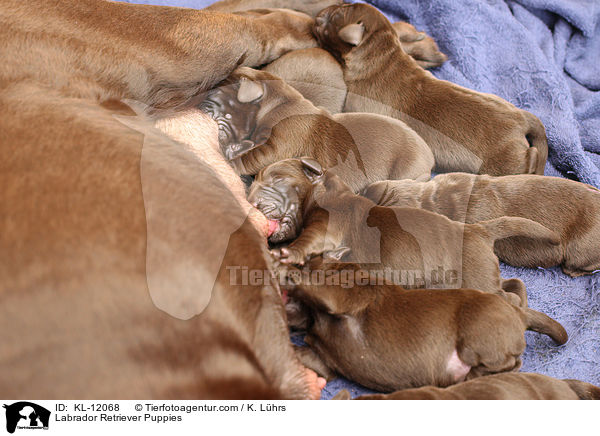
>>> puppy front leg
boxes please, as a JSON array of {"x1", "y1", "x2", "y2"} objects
[
  {"x1": 287, "y1": 264, "x2": 374, "y2": 315},
  {"x1": 274, "y1": 217, "x2": 338, "y2": 265}
]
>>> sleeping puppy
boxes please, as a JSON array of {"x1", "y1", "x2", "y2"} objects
[
  {"x1": 264, "y1": 22, "x2": 447, "y2": 113},
  {"x1": 200, "y1": 67, "x2": 434, "y2": 192},
  {"x1": 364, "y1": 173, "x2": 600, "y2": 277},
  {"x1": 313, "y1": 3, "x2": 549, "y2": 176},
  {"x1": 335, "y1": 373, "x2": 600, "y2": 400},
  {"x1": 280, "y1": 257, "x2": 567, "y2": 392},
  {"x1": 248, "y1": 158, "x2": 561, "y2": 305}
]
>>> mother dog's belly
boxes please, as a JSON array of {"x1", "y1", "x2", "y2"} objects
[{"x1": 154, "y1": 109, "x2": 269, "y2": 237}]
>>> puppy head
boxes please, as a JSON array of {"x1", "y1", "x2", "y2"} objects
[
  {"x1": 247, "y1": 157, "x2": 324, "y2": 243},
  {"x1": 200, "y1": 67, "x2": 305, "y2": 161},
  {"x1": 313, "y1": 3, "x2": 395, "y2": 59},
  {"x1": 199, "y1": 84, "x2": 261, "y2": 160}
]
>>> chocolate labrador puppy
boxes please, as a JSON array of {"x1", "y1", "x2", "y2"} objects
[
  {"x1": 313, "y1": 3, "x2": 548, "y2": 176},
  {"x1": 279, "y1": 257, "x2": 567, "y2": 392},
  {"x1": 201, "y1": 67, "x2": 435, "y2": 192},
  {"x1": 335, "y1": 373, "x2": 600, "y2": 400},
  {"x1": 264, "y1": 22, "x2": 447, "y2": 113},
  {"x1": 249, "y1": 158, "x2": 561, "y2": 305},
  {"x1": 364, "y1": 173, "x2": 600, "y2": 276}
]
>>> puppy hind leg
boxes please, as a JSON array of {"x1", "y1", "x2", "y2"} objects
[
  {"x1": 501, "y1": 278, "x2": 528, "y2": 308},
  {"x1": 456, "y1": 327, "x2": 524, "y2": 380},
  {"x1": 466, "y1": 355, "x2": 522, "y2": 380}
]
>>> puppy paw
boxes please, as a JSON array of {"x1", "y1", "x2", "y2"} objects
[
  {"x1": 271, "y1": 259, "x2": 303, "y2": 288},
  {"x1": 302, "y1": 367, "x2": 327, "y2": 400},
  {"x1": 393, "y1": 22, "x2": 447, "y2": 69},
  {"x1": 272, "y1": 246, "x2": 307, "y2": 265}
]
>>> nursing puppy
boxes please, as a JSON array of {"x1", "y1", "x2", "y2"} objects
[
  {"x1": 313, "y1": 3, "x2": 548, "y2": 176},
  {"x1": 364, "y1": 173, "x2": 600, "y2": 276},
  {"x1": 249, "y1": 158, "x2": 561, "y2": 304},
  {"x1": 280, "y1": 258, "x2": 567, "y2": 392},
  {"x1": 336, "y1": 373, "x2": 600, "y2": 400},
  {"x1": 264, "y1": 23, "x2": 447, "y2": 113},
  {"x1": 201, "y1": 67, "x2": 434, "y2": 192}
]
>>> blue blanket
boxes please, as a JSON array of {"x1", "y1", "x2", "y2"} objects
[{"x1": 120, "y1": 0, "x2": 600, "y2": 399}]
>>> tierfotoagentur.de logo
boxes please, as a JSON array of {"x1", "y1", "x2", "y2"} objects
[{"x1": 3, "y1": 402, "x2": 50, "y2": 434}]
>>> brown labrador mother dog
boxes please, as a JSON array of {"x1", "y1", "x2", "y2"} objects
[
  {"x1": 201, "y1": 67, "x2": 434, "y2": 192},
  {"x1": 248, "y1": 158, "x2": 561, "y2": 305},
  {"x1": 335, "y1": 373, "x2": 600, "y2": 400},
  {"x1": 313, "y1": 3, "x2": 548, "y2": 176},
  {"x1": 364, "y1": 173, "x2": 600, "y2": 277},
  {"x1": 0, "y1": 0, "x2": 343, "y2": 399},
  {"x1": 280, "y1": 258, "x2": 567, "y2": 392},
  {"x1": 264, "y1": 23, "x2": 447, "y2": 113}
]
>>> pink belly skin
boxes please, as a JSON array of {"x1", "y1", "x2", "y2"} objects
[{"x1": 446, "y1": 349, "x2": 471, "y2": 382}]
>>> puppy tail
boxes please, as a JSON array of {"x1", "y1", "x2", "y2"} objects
[
  {"x1": 563, "y1": 379, "x2": 600, "y2": 400},
  {"x1": 524, "y1": 308, "x2": 568, "y2": 345},
  {"x1": 524, "y1": 112, "x2": 548, "y2": 175},
  {"x1": 479, "y1": 216, "x2": 560, "y2": 246}
]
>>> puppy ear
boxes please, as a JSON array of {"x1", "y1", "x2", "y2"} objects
[
  {"x1": 300, "y1": 157, "x2": 323, "y2": 183},
  {"x1": 338, "y1": 23, "x2": 365, "y2": 46},
  {"x1": 237, "y1": 77, "x2": 264, "y2": 103},
  {"x1": 223, "y1": 140, "x2": 255, "y2": 161},
  {"x1": 323, "y1": 246, "x2": 351, "y2": 262}
]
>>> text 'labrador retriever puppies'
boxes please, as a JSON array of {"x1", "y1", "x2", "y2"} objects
[
  {"x1": 278, "y1": 257, "x2": 567, "y2": 392},
  {"x1": 313, "y1": 3, "x2": 549, "y2": 176},
  {"x1": 201, "y1": 67, "x2": 434, "y2": 192},
  {"x1": 248, "y1": 158, "x2": 561, "y2": 305},
  {"x1": 364, "y1": 173, "x2": 600, "y2": 276}
]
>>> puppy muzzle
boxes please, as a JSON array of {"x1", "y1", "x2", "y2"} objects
[{"x1": 249, "y1": 185, "x2": 300, "y2": 243}]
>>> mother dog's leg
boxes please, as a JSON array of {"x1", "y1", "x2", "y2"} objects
[
  {"x1": 205, "y1": 0, "x2": 342, "y2": 17},
  {"x1": 1, "y1": 0, "x2": 317, "y2": 108}
]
